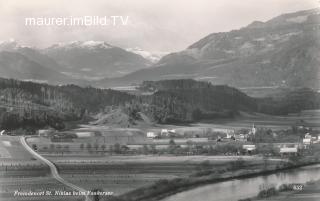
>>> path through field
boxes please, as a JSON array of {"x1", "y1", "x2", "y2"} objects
[{"x1": 20, "y1": 137, "x2": 90, "y2": 201}]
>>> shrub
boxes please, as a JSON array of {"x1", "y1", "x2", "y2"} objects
[{"x1": 257, "y1": 187, "x2": 278, "y2": 198}]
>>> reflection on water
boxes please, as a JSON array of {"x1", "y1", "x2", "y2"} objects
[{"x1": 163, "y1": 165, "x2": 320, "y2": 201}]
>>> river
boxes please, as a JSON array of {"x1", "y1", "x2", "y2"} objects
[{"x1": 162, "y1": 164, "x2": 320, "y2": 201}]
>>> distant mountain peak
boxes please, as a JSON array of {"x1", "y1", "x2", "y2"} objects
[
  {"x1": 0, "y1": 39, "x2": 20, "y2": 50},
  {"x1": 0, "y1": 39, "x2": 34, "y2": 51},
  {"x1": 125, "y1": 47, "x2": 168, "y2": 63},
  {"x1": 49, "y1": 40, "x2": 114, "y2": 50}
]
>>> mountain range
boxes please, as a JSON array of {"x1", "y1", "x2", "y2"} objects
[
  {"x1": 98, "y1": 8, "x2": 320, "y2": 90},
  {"x1": 0, "y1": 8, "x2": 318, "y2": 93},
  {"x1": 0, "y1": 40, "x2": 156, "y2": 82},
  {"x1": 43, "y1": 41, "x2": 152, "y2": 79}
]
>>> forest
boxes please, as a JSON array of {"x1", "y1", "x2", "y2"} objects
[{"x1": 0, "y1": 78, "x2": 319, "y2": 130}]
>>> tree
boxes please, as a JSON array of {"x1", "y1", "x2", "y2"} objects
[
  {"x1": 149, "y1": 144, "x2": 157, "y2": 154},
  {"x1": 121, "y1": 145, "x2": 129, "y2": 154},
  {"x1": 101, "y1": 144, "x2": 106, "y2": 154},
  {"x1": 168, "y1": 139, "x2": 177, "y2": 154},
  {"x1": 64, "y1": 145, "x2": 69, "y2": 153},
  {"x1": 32, "y1": 144, "x2": 38, "y2": 151},
  {"x1": 56, "y1": 144, "x2": 62, "y2": 154},
  {"x1": 169, "y1": 139, "x2": 176, "y2": 146},
  {"x1": 94, "y1": 143, "x2": 99, "y2": 153},
  {"x1": 109, "y1": 145, "x2": 114, "y2": 155},
  {"x1": 49, "y1": 144, "x2": 55, "y2": 153},
  {"x1": 114, "y1": 143, "x2": 121, "y2": 154},
  {"x1": 208, "y1": 145, "x2": 215, "y2": 155},
  {"x1": 142, "y1": 145, "x2": 149, "y2": 155},
  {"x1": 86, "y1": 143, "x2": 92, "y2": 153},
  {"x1": 80, "y1": 143, "x2": 84, "y2": 151}
]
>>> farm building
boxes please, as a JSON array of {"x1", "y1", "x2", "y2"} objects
[
  {"x1": 212, "y1": 128, "x2": 235, "y2": 134},
  {"x1": 242, "y1": 144, "x2": 256, "y2": 153},
  {"x1": 274, "y1": 143, "x2": 301, "y2": 149},
  {"x1": 279, "y1": 147, "x2": 298, "y2": 156},
  {"x1": 75, "y1": 132, "x2": 94, "y2": 138},
  {"x1": 160, "y1": 129, "x2": 176, "y2": 136},
  {"x1": 235, "y1": 134, "x2": 247, "y2": 141},
  {"x1": 303, "y1": 138, "x2": 311, "y2": 145},
  {"x1": 38, "y1": 129, "x2": 55, "y2": 137},
  {"x1": 147, "y1": 132, "x2": 157, "y2": 138}
]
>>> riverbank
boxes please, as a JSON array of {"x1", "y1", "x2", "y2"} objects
[
  {"x1": 111, "y1": 158, "x2": 320, "y2": 201},
  {"x1": 240, "y1": 179, "x2": 320, "y2": 201}
]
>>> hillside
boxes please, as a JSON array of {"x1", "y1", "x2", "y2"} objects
[
  {"x1": 0, "y1": 78, "x2": 318, "y2": 130},
  {"x1": 91, "y1": 107, "x2": 153, "y2": 128},
  {"x1": 0, "y1": 51, "x2": 70, "y2": 84},
  {"x1": 97, "y1": 8, "x2": 320, "y2": 91},
  {"x1": 0, "y1": 78, "x2": 134, "y2": 130},
  {"x1": 136, "y1": 80, "x2": 320, "y2": 123}
]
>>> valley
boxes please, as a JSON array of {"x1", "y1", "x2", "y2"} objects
[
  {"x1": 1, "y1": 108, "x2": 319, "y2": 201},
  {"x1": 0, "y1": 6, "x2": 318, "y2": 201}
]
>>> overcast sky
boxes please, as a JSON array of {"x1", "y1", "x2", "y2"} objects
[{"x1": 0, "y1": 0, "x2": 318, "y2": 52}]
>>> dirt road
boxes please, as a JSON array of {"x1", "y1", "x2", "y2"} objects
[{"x1": 20, "y1": 136, "x2": 90, "y2": 201}]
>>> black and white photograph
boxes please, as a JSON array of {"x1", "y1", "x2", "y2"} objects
[{"x1": 0, "y1": 0, "x2": 319, "y2": 201}]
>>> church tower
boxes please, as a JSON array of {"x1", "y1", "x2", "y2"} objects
[{"x1": 251, "y1": 123, "x2": 256, "y2": 135}]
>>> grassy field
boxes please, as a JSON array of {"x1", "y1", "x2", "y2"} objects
[
  {"x1": 49, "y1": 155, "x2": 273, "y2": 196},
  {"x1": 0, "y1": 136, "x2": 37, "y2": 160},
  {"x1": 50, "y1": 155, "x2": 268, "y2": 164},
  {"x1": 0, "y1": 136, "x2": 82, "y2": 201},
  {"x1": 1, "y1": 135, "x2": 269, "y2": 200}
]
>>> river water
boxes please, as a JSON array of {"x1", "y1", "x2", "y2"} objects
[{"x1": 162, "y1": 164, "x2": 320, "y2": 201}]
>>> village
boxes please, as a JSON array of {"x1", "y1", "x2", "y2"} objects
[{"x1": 22, "y1": 121, "x2": 320, "y2": 158}]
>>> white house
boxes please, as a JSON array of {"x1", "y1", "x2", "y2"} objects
[
  {"x1": 147, "y1": 132, "x2": 157, "y2": 138},
  {"x1": 235, "y1": 134, "x2": 247, "y2": 141},
  {"x1": 304, "y1": 133, "x2": 312, "y2": 139},
  {"x1": 243, "y1": 144, "x2": 256, "y2": 151},
  {"x1": 161, "y1": 129, "x2": 168, "y2": 135},
  {"x1": 280, "y1": 147, "x2": 298, "y2": 155},
  {"x1": 226, "y1": 133, "x2": 233, "y2": 139},
  {"x1": 75, "y1": 132, "x2": 93, "y2": 138},
  {"x1": 160, "y1": 129, "x2": 176, "y2": 136},
  {"x1": 303, "y1": 138, "x2": 311, "y2": 145}
]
